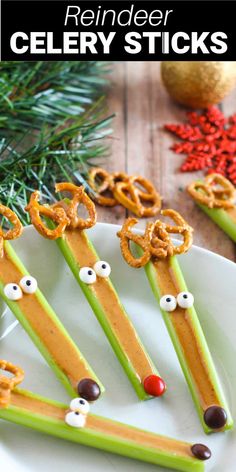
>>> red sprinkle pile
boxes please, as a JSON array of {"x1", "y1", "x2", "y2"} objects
[{"x1": 165, "y1": 107, "x2": 236, "y2": 185}]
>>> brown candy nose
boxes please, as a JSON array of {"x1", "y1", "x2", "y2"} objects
[
  {"x1": 204, "y1": 405, "x2": 227, "y2": 429},
  {"x1": 77, "y1": 378, "x2": 101, "y2": 402},
  {"x1": 191, "y1": 443, "x2": 211, "y2": 461}
]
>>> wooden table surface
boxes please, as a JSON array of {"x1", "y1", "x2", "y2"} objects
[{"x1": 96, "y1": 62, "x2": 236, "y2": 262}]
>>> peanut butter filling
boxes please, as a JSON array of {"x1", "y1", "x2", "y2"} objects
[
  {"x1": 11, "y1": 390, "x2": 192, "y2": 457},
  {"x1": 11, "y1": 391, "x2": 65, "y2": 419},
  {"x1": 0, "y1": 246, "x2": 95, "y2": 389},
  {"x1": 153, "y1": 259, "x2": 220, "y2": 410},
  {"x1": 64, "y1": 229, "x2": 155, "y2": 383},
  {"x1": 226, "y1": 206, "x2": 236, "y2": 224}
]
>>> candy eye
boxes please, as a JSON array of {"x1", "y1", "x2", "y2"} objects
[
  {"x1": 93, "y1": 261, "x2": 111, "y2": 278},
  {"x1": 69, "y1": 397, "x2": 90, "y2": 414},
  {"x1": 4, "y1": 283, "x2": 22, "y2": 301},
  {"x1": 177, "y1": 291, "x2": 194, "y2": 309},
  {"x1": 160, "y1": 294, "x2": 177, "y2": 312},
  {"x1": 79, "y1": 267, "x2": 96, "y2": 284},
  {"x1": 65, "y1": 411, "x2": 86, "y2": 428},
  {"x1": 19, "y1": 275, "x2": 38, "y2": 294}
]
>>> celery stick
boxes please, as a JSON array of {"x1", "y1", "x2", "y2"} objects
[
  {"x1": 144, "y1": 255, "x2": 233, "y2": 433},
  {"x1": 196, "y1": 203, "x2": 236, "y2": 242},
  {"x1": 56, "y1": 230, "x2": 162, "y2": 401},
  {"x1": 0, "y1": 241, "x2": 103, "y2": 397},
  {"x1": 0, "y1": 388, "x2": 208, "y2": 472},
  {"x1": 187, "y1": 179, "x2": 236, "y2": 242}
]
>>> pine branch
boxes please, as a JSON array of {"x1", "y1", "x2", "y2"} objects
[
  {"x1": 0, "y1": 108, "x2": 113, "y2": 224},
  {"x1": 0, "y1": 61, "x2": 113, "y2": 223},
  {"x1": 0, "y1": 61, "x2": 111, "y2": 133}
]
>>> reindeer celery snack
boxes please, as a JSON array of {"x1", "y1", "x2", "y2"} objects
[
  {"x1": 26, "y1": 183, "x2": 166, "y2": 401},
  {"x1": 187, "y1": 173, "x2": 236, "y2": 242},
  {"x1": 0, "y1": 360, "x2": 212, "y2": 472},
  {"x1": 117, "y1": 210, "x2": 233, "y2": 433},
  {"x1": 0, "y1": 204, "x2": 102, "y2": 400}
]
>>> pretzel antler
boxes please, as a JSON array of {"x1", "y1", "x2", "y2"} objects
[
  {"x1": 25, "y1": 191, "x2": 69, "y2": 240},
  {"x1": 0, "y1": 360, "x2": 24, "y2": 408},
  {"x1": 0, "y1": 205, "x2": 23, "y2": 257},
  {"x1": 150, "y1": 220, "x2": 174, "y2": 258},
  {"x1": 117, "y1": 218, "x2": 153, "y2": 268},
  {"x1": 55, "y1": 183, "x2": 97, "y2": 229},
  {"x1": 159, "y1": 209, "x2": 193, "y2": 255},
  {"x1": 187, "y1": 174, "x2": 235, "y2": 209},
  {"x1": 27, "y1": 184, "x2": 97, "y2": 238},
  {"x1": 117, "y1": 210, "x2": 193, "y2": 268}
]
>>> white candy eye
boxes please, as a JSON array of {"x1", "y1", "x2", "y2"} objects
[
  {"x1": 4, "y1": 283, "x2": 22, "y2": 301},
  {"x1": 177, "y1": 291, "x2": 194, "y2": 309},
  {"x1": 93, "y1": 261, "x2": 111, "y2": 278},
  {"x1": 79, "y1": 267, "x2": 96, "y2": 284},
  {"x1": 19, "y1": 275, "x2": 38, "y2": 294},
  {"x1": 65, "y1": 411, "x2": 86, "y2": 428},
  {"x1": 160, "y1": 294, "x2": 177, "y2": 312},
  {"x1": 69, "y1": 397, "x2": 90, "y2": 414}
]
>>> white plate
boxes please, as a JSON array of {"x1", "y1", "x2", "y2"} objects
[{"x1": 0, "y1": 223, "x2": 235, "y2": 472}]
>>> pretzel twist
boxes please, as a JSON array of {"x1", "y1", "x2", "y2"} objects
[
  {"x1": 0, "y1": 360, "x2": 24, "y2": 408},
  {"x1": 117, "y1": 218, "x2": 153, "y2": 268},
  {"x1": 89, "y1": 168, "x2": 161, "y2": 217},
  {"x1": 109, "y1": 171, "x2": 130, "y2": 190},
  {"x1": 160, "y1": 209, "x2": 193, "y2": 255},
  {"x1": 117, "y1": 210, "x2": 193, "y2": 268},
  {"x1": 25, "y1": 191, "x2": 69, "y2": 240},
  {"x1": 113, "y1": 175, "x2": 162, "y2": 217},
  {"x1": 114, "y1": 181, "x2": 144, "y2": 217},
  {"x1": 88, "y1": 167, "x2": 118, "y2": 207},
  {"x1": 55, "y1": 182, "x2": 97, "y2": 229},
  {"x1": 187, "y1": 174, "x2": 235, "y2": 209},
  {"x1": 26, "y1": 184, "x2": 97, "y2": 238},
  {"x1": 0, "y1": 205, "x2": 23, "y2": 257},
  {"x1": 151, "y1": 220, "x2": 174, "y2": 258}
]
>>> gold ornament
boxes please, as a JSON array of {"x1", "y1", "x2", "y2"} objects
[{"x1": 161, "y1": 62, "x2": 236, "y2": 108}]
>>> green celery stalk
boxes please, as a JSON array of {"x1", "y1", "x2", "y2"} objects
[
  {"x1": 0, "y1": 388, "x2": 207, "y2": 472},
  {"x1": 0, "y1": 241, "x2": 103, "y2": 397},
  {"x1": 188, "y1": 179, "x2": 236, "y2": 242},
  {"x1": 144, "y1": 254, "x2": 233, "y2": 434},
  {"x1": 56, "y1": 231, "x2": 161, "y2": 401},
  {"x1": 196, "y1": 203, "x2": 236, "y2": 242}
]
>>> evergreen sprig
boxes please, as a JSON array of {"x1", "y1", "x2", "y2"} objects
[
  {"x1": 0, "y1": 61, "x2": 110, "y2": 132},
  {"x1": 0, "y1": 61, "x2": 113, "y2": 223}
]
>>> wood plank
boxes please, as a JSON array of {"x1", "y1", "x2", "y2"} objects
[
  {"x1": 96, "y1": 62, "x2": 126, "y2": 225},
  {"x1": 125, "y1": 61, "x2": 161, "y2": 229}
]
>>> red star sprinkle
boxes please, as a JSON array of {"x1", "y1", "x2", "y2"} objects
[{"x1": 165, "y1": 107, "x2": 236, "y2": 185}]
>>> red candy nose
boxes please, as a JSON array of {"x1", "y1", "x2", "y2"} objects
[{"x1": 143, "y1": 375, "x2": 166, "y2": 397}]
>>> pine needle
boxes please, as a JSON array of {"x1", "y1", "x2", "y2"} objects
[{"x1": 0, "y1": 61, "x2": 113, "y2": 223}]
